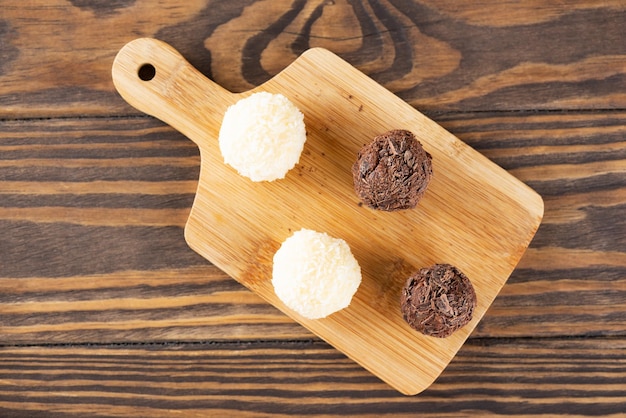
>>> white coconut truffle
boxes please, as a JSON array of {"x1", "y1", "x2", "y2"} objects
[
  {"x1": 272, "y1": 229, "x2": 362, "y2": 319},
  {"x1": 218, "y1": 92, "x2": 306, "y2": 182}
]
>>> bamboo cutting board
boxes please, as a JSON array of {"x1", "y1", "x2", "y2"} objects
[{"x1": 112, "y1": 38, "x2": 543, "y2": 395}]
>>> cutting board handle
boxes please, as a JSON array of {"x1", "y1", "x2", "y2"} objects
[{"x1": 112, "y1": 38, "x2": 233, "y2": 146}]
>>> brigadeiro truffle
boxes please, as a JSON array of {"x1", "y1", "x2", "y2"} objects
[
  {"x1": 400, "y1": 264, "x2": 476, "y2": 338},
  {"x1": 272, "y1": 229, "x2": 362, "y2": 319},
  {"x1": 352, "y1": 129, "x2": 432, "y2": 211}
]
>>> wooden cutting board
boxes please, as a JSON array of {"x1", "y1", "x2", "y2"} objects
[{"x1": 112, "y1": 38, "x2": 543, "y2": 395}]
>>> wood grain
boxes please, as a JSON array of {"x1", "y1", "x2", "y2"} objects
[
  {"x1": 2, "y1": 112, "x2": 624, "y2": 343},
  {"x1": 1, "y1": 0, "x2": 625, "y2": 412},
  {"x1": 112, "y1": 38, "x2": 543, "y2": 394},
  {"x1": 439, "y1": 111, "x2": 626, "y2": 338},
  {"x1": 0, "y1": 112, "x2": 626, "y2": 343},
  {"x1": 0, "y1": 0, "x2": 625, "y2": 118},
  {"x1": 2, "y1": 337, "x2": 626, "y2": 417}
]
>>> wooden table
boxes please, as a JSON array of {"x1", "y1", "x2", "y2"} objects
[{"x1": 1, "y1": 1, "x2": 625, "y2": 416}]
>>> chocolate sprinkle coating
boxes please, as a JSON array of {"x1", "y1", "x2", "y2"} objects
[
  {"x1": 400, "y1": 264, "x2": 476, "y2": 338},
  {"x1": 352, "y1": 129, "x2": 432, "y2": 211}
]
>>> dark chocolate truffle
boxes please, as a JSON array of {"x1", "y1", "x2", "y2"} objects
[
  {"x1": 352, "y1": 129, "x2": 432, "y2": 211},
  {"x1": 400, "y1": 264, "x2": 476, "y2": 338}
]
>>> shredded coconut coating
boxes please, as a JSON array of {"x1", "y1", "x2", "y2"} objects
[
  {"x1": 272, "y1": 229, "x2": 362, "y2": 319},
  {"x1": 218, "y1": 92, "x2": 306, "y2": 182}
]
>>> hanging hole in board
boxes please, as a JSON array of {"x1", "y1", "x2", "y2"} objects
[{"x1": 138, "y1": 63, "x2": 156, "y2": 81}]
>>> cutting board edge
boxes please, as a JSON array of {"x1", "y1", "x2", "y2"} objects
[
  {"x1": 263, "y1": 46, "x2": 546, "y2": 220},
  {"x1": 114, "y1": 38, "x2": 547, "y2": 396}
]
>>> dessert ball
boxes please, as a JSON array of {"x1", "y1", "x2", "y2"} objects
[
  {"x1": 218, "y1": 92, "x2": 306, "y2": 182},
  {"x1": 352, "y1": 129, "x2": 432, "y2": 211},
  {"x1": 400, "y1": 264, "x2": 476, "y2": 338},
  {"x1": 272, "y1": 229, "x2": 362, "y2": 319}
]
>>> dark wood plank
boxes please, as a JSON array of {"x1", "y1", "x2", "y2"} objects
[
  {"x1": 2, "y1": 0, "x2": 625, "y2": 414},
  {"x1": 1, "y1": 0, "x2": 625, "y2": 118},
  {"x1": 1, "y1": 111, "x2": 624, "y2": 344},
  {"x1": 1, "y1": 337, "x2": 626, "y2": 416},
  {"x1": 0, "y1": 117, "x2": 304, "y2": 343},
  {"x1": 438, "y1": 110, "x2": 626, "y2": 338}
]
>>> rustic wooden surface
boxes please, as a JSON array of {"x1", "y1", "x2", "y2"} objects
[{"x1": 1, "y1": 0, "x2": 625, "y2": 416}]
